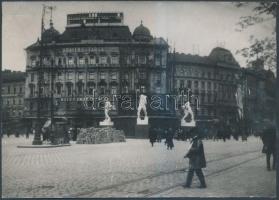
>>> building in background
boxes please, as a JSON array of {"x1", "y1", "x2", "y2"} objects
[
  {"x1": 24, "y1": 12, "x2": 170, "y2": 137},
  {"x1": 169, "y1": 47, "x2": 242, "y2": 138},
  {"x1": 1, "y1": 70, "x2": 26, "y2": 135},
  {"x1": 242, "y1": 60, "x2": 276, "y2": 135}
]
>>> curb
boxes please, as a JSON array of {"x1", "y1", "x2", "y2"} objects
[{"x1": 17, "y1": 144, "x2": 71, "y2": 148}]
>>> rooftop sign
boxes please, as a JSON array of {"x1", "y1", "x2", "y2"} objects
[{"x1": 67, "y1": 12, "x2": 124, "y2": 26}]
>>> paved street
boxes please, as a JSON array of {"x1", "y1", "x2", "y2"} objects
[{"x1": 2, "y1": 135, "x2": 276, "y2": 198}]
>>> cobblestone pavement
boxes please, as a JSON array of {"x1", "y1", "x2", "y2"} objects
[{"x1": 2, "y1": 135, "x2": 276, "y2": 198}]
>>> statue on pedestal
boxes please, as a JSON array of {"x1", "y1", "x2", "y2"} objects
[
  {"x1": 100, "y1": 100, "x2": 114, "y2": 126},
  {"x1": 137, "y1": 94, "x2": 148, "y2": 125},
  {"x1": 181, "y1": 101, "x2": 196, "y2": 127}
]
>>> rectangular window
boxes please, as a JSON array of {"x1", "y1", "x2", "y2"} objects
[
  {"x1": 194, "y1": 81, "x2": 198, "y2": 89},
  {"x1": 68, "y1": 57, "x2": 74, "y2": 65},
  {"x1": 89, "y1": 73, "x2": 96, "y2": 80},
  {"x1": 139, "y1": 55, "x2": 146, "y2": 64},
  {"x1": 79, "y1": 57, "x2": 85, "y2": 65},
  {"x1": 67, "y1": 85, "x2": 72, "y2": 96},
  {"x1": 111, "y1": 73, "x2": 117, "y2": 80},
  {"x1": 59, "y1": 72, "x2": 63, "y2": 80},
  {"x1": 162, "y1": 54, "x2": 167, "y2": 66},
  {"x1": 156, "y1": 87, "x2": 161, "y2": 94},
  {"x1": 100, "y1": 72, "x2": 106, "y2": 80},
  {"x1": 155, "y1": 56, "x2": 160, "y2": 66},
  {"x1": 67, "y1": 72, "x2": 73, "y2": 80},
  {"x1": 100, "y1": 56, "x2": 107, "y2": 64},
  {"x1": 123, "y1": 86, "x2": 129, "y2": 94},
  {"x1": 208, "y1": 72, "x2": 211, "y2": 79},
  {"x1": 126, "y1": 56, "x2": 131, "y2": 65},
  {"x1": 207, "y1": 82, "x2": 212, "y2": 90},
  {"x1": 31, "y1": 58, "x2": 36, "y2": 66},
  {"x1": 155, "y1": 73, "x2": 161, "y2": 84},
  {"x1": 111, "y1": 86, "x2": 117, "y2": 94},
  {"x1": 139, "y1": 72, "x2": 146, "y2": 79},
  {"x1": 31, "y1": 73, "x2": 35, "y2": 82},
  {"x1": 187, "y1": 80, "x2": 192, "y2": 88},
  {"x1": 78, "y1": 72, "x2": 84, "y2": 80},
  {"x1": 111, "y1": 56, "x2": 119, "y2": 64},
  {"x1": 124, "y1": 73, "x2": 129, "y2": 80},
  {"x1": 179, "y1": 80, "x2": 184, "y2": 88},
  {"x1": 14, "y1": 87, "x2": 16, "y2": 94},
  {"x1": 140, "y1": 85, "x2": 146, "y2": 93},
  {"x1": 201, "y1": 81, "x2": 205, "y2": 89},
  {"x1": 89, "y1": 56, "x2": 96, "y2": 64}
]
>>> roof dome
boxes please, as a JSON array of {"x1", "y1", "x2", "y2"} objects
[
  {"x1": 209, "y1": 47, "x2": 239, "y2": 67},
  {"x1": 42, "y1": 21, "x2": 60, "y2": 43},
  {"x1": 133, "y1": 21, "x2": 152, "y2": 42}
]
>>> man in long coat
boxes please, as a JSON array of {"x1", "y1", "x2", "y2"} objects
[
  {"x1": 184, "y1": 132, "x2": 207, "y2": 188},
  {"x1": 261, "y1": 125, "x2": 276, "y2": 171}
]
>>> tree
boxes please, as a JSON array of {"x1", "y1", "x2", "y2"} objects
[{"x1": 235, "y1": 2, "x2": 276, "y2": 72}]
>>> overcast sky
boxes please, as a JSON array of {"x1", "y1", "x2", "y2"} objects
[{"x1": 2, "y1": 1, "x2": 275, "y2": 71}]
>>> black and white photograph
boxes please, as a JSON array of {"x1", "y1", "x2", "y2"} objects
[{"x1": 1, "y1": 1, "x2": 277, "y2": 198}]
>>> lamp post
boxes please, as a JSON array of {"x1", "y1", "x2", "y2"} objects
[{"x1": 33, "y1": 5, "x2": 47, "y2": 145}]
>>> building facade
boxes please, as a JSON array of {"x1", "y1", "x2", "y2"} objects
[
  {"x1": 24, "y1": 13, "x2": 170, "y2": 136},
  {"x1": 2, "y1": 70, "x2": 26, "y2": 135},
  {"x1": 242, "y1": 62, "x2": 276, "y2": 134},
  {"x1": 169, "y1": 47, "x2": 242, "y2": 136}
]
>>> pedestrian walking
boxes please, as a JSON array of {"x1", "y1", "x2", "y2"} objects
[
  {"x1": 166, "y1": 128, "x2": 174, "y2": 150},
  {"x1": 149, "y1": 127, "x2": 157, "y2": 147},
  {"x1": 261, "y1": 125, "x2": 276, "y2": 171},
  {"x1": 156, "y1": 128, "x2": 162, "y2": 143},
  {"x1": 183, "y1": 131, "x2": 207, "y2": 188}
]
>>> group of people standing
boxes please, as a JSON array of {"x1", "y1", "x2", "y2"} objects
[{"x1": 149, "y1": 127, "x2": 174, "y2": 150}]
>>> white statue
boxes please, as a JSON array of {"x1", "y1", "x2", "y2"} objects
[
  {"x1": 181, "y1": 101, "x2": 196, "y2": 127},
  {"x1": 100, "y1": 100, "x2": 114, "y2": 126},
  {"x1": 137, "y1": 94, "x2": 148, "y2": 125}
]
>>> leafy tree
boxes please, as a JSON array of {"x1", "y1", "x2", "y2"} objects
[{"x1": 235, "y1": 2, "x2": 276, "y2": 72}]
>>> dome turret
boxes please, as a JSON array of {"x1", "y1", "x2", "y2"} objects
[
  {"x1": 42, "y1": 20, "x2": 60, "y2": 43},
  {"x1": 133, "y1": 21, "x2": 152, "y2": 42}
]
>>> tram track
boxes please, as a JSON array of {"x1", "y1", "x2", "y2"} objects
[{"x1": 71, "y1": 149, "x2": 262, "y2": 198}]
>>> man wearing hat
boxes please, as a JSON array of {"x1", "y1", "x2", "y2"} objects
[{"x1": 183, "y1": 128, "x2": 207, "y2": 188}]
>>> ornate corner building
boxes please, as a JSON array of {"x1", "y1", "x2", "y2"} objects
[{"x1": 24, "y1": 13, "x2": 170, "y2": 136}]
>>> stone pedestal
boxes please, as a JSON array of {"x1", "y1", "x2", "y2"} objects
[
  {"x1": 181, "y1": 120, "x2": 196, "y2": 127},
  {"x1": 99, "y1": 120, "x2": 114, "y2": 126},
  {"x1": 137, "y1": 117, "x2": 148, "y2": 125},
  {"x1": 135, "y1": 124, "x2": 149, "y2": 138}
]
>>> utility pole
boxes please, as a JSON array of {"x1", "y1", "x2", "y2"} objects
[{"x1": 33, "y1": 5, "x2": 47, "y2": 145}]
